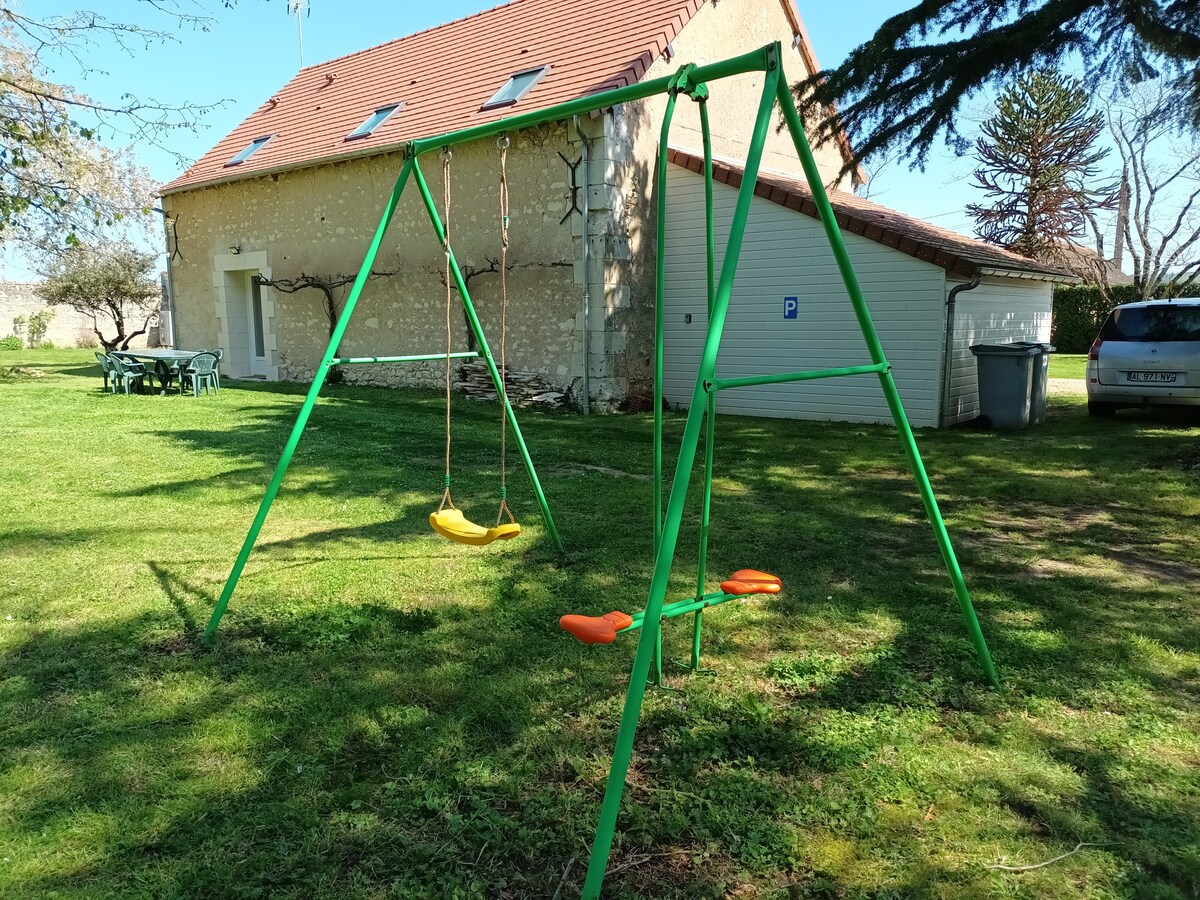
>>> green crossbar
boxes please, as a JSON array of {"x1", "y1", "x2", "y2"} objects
[
  {"x1": 709, "y1": 361, "x2": 889, "y2": 392},
  {"x1": 622, "y1": 588, "x2": 755, "y2": 632},
  {"x1": 329, "y1": 352, "x2": 478, "y2": 365}
]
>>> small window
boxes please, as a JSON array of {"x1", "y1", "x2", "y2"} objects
[
  {"x1": 481, "y1": 65, "x2": 550, "y2": 110},
  {"x1": 346, "y1": 103, "x2": 404, "y2": 141},
  {"x1": 225, "y1": 136, "x2": 272, "y2": 167}
]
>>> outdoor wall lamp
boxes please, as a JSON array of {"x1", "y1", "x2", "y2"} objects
[{"x1": 229, "y1": 244, "x2": 242, "y2": 255}]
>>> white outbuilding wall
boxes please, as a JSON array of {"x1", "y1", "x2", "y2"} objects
[
  {"x1": 942, "y1": 276, "x2": 1053, "y2": 425},
  {"x1": 661, "y1": 165, "x2": 1054, "y2": 428},
  {"x1": 662, "y1": 166, "x2": 946, "y2": 427}
]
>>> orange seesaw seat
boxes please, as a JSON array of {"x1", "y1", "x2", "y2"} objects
[
  {"x1": 430, "y1": 508, "x2": 521, "y2": 546},
  {"x1": 559, "y1": 610, "x2": 634, "y2": 645},
  {"x1": 559, "y1": 570, "x2": 781, "y2": 645},
  {"x1": 720, "y1": 569, "x2": 782, "y2": 596}
]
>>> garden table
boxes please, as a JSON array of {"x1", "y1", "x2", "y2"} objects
[{"x1": 111, "y1": 348, "x2": 203, "y2": 393}]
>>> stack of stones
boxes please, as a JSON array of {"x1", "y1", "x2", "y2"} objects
[{"x1": 454, "y1": 358, "x2": 565, "y2": 408}]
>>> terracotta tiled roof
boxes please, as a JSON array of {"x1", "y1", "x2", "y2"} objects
[
  {"x1": 162, "y1": 0, "x2": 852, "y2": 196},
  {"x1": 668, "y1": 148, "x2": 1077, "y2": 282},
  {"x1": 161, "y1": 0, "x2": 710, "y2": 194}
]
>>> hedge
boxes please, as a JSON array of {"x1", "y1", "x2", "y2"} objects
[{"x1": 1051, "y1": 284, "x2": 1156, "y2": 353}]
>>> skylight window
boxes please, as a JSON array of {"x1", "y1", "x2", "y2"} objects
[
  {"x1": 225, "y1": 135, "x2": 272, "y2": 167},
  {"x1": 481, "y1": 65, "x2": 550, "y2": 110},
  {"x1": 346, "y1": 103, "x2": 404, "y2": 141}
]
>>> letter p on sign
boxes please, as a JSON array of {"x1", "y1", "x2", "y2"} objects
[{"x1": 783, "y1": 296, "x2": 798, "y2": 319}]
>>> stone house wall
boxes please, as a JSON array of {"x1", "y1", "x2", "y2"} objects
[{"x1": 164, "y1": 125, "x2": 585, "y2": 396}]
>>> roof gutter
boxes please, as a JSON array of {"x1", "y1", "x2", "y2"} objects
[
  {"x1": 159, "y1": 141, "x2": 412, "y2": 197},
  {"x1": 976, "y1": 265, "x2": 1078, "y2": 284}
]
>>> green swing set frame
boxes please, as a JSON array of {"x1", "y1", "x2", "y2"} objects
[{"x1": 202, "y1": 41, "x2": 999, "y2": 899}]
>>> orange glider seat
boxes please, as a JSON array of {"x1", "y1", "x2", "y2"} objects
[
  {"x1": 560, "y1": 611, "x2": 634, "y2": 645},
  {"x1": 720, "y1": 569, "x2": 782, "y2": 597}
]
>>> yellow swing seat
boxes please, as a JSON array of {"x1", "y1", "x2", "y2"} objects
[{"x1": 430, "y1": 508, "x2": 521, "y2": 546}]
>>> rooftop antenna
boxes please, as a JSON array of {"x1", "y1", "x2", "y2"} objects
[{"x1": 287, "y1": 0, "x2": 308, "y2": 68}]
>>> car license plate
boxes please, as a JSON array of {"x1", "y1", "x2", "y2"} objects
[{"x1": 1126, "y1": 371, "x2": 1178, "y2": 383}]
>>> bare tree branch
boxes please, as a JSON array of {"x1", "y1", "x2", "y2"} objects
[{"x1": 1094, "y1": 86, "x2": 1200, "y2": 299}]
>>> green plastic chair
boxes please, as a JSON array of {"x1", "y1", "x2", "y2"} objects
[
  {"x1": 95, "y1": 351, "x2": 116, "y2": 393},
  {"x1": 211, "y1": 348, "x2": 224, "y2": 389},
  {"x1": 180, "y1": 352, "x2": 219, "y2": 397},
  {"x1": 108, "y1": 354, "x2": 148, "y2": 395}
]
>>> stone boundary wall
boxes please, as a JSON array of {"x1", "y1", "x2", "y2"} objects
[
  {"x1": 0, "y1": 282, "x2": 98, "y2": 348},
  {"x1": 0, "y1": 281, "x2": 158, "y2": 349}
]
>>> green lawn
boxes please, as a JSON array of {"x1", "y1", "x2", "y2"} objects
[
  {"x1": 1048, "y1": 353, "x2": 1088, "y2": 380},
  {"x1": 1, "y1": 349, "x2": 1198, "y2": 899}
]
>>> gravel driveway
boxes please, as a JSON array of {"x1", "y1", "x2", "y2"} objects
[{"x1": 1049, "y1": 377, "x2": 1087, "y2": 395}]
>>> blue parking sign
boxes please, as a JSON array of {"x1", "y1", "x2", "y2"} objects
[{"x1": 783, "y1": 296, "x2": 798, "y2": 319}]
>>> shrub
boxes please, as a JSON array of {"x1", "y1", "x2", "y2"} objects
[
  {"x1": 26, "y1": 309, "x2": 53, "y2": 346},
  {"x1": 0, "y1": 335, "x2": 23, "y2": 351},
  {"x1": 1051, "y1": 284, "x2": 1156, "y2": 352}
]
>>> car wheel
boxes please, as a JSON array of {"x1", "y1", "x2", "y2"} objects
[{"x1": 1087, "y1": 401, "x2": 1118, "y2": 417}]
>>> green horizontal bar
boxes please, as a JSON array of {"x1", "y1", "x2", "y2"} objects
[
  {"x1": 710, "y1": 362, "x2": 888, "y2": 392},
  {"x1": 624, "y1": 589, "x2": 744, "y2": 632},
  {"x1": 329, "y1": 352, "x2": 478, "y2": 365},
  {"x1": 409, "y1": 46, "x2": 771, "y2": 157}
]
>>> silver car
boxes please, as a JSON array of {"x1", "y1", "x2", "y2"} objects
[{"x1": 1086, "y1": 298, "x2": 1200, "y2": 416}]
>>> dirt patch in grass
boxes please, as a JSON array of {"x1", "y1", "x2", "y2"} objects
[
  {"x1": 548, "y1": 463, "x2": 652, "y2": 481},
  {"x1": 1151, "y1": 445, "x2": 1200, "y2": 475},
  {"x1": 1028, "y1": 558, "x2": 1093, "y2": 579},
  {"x1": 0, "y1": 365, "x2": 47, "y2": 379},
  {"x1": 1108, "y1": 547, "x2": 1200, "y2": 586}
]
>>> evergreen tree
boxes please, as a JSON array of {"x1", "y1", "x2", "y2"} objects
[
  {"x1": 793, "y1": 1, "x2": 1200, "y2": 176},
  {"x1": 967, "y1": 70, "x2": 1115, "y2": 260}
]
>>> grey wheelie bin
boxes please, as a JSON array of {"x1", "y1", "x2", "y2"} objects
[
  {"x1": 1011, "y1": 341, "x2": 1055, "y2": 425},
  {"x1": 969, "y1": 342, "x2": 1041, "y2": 429}
]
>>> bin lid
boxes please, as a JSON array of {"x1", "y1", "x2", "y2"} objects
[
  {"x1": 969, "y1": 342, "x2": 1041, "y2": 356},
  {"x1": 1009, "y1": 341, "x2": 1057, "y2": 352}
]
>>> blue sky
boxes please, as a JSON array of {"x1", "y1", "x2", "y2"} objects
[{"x1": 13, "y1": 0, "x2": 986, "y2": 278}]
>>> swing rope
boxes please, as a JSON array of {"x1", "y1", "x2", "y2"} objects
[
  {"x1": 438, "y1": 147, "x2": 456, "y2": 514},
  {"x1": 496, "y1": 134, "x2": 515, "y2": 526},
  {"x1": 428, "y1": 142, "x2": 520, "y2": 547}
]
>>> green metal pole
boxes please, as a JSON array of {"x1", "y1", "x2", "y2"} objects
[
  {"x1": 774, "y1": 78, "x2": 999, "y2": 688},
  {"x1": 711, "y1": 362, "x2": 888, "y2": 391},
  {"x1": 653, "y1": 91, "x2": 679, "y2": 552},
  {"x1": 410, "y1": 157, "x2": 564, "y2": 553},
  {"x1": 330, "y1": 352, "x2": 478, "y2": 365},
  {"x1": 626, "y1": 588, "x2": 743, "y2": 630},
  {"x1": 693, "y1": 98, "x2": 716, "y2": 670},
  {"x1": 204, "y1": 158, "x2": 415, "y2": 641},
  {"x1": 651, "y1": 90, "x2": 679, "y2": 685},
  {"x1": 580, "y1": 54, "x2": 783, "y2": 900}
]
